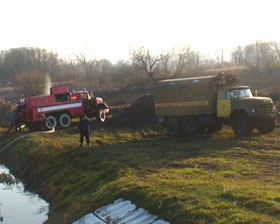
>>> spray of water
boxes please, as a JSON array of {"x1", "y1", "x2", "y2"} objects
[{"x1": 43, "y1": 73, "x2": 52, "y2": 95}]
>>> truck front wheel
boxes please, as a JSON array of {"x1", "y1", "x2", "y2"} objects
[
  {"x1": 59, "y1": 113, "x2": 71, "y2": 128},
  {"x1": 96, "y1": 108, "x2": 106, "y2": 122},
  {"x1": 166, "y1": 117, "x2": 181, "y2": 136},
  {"x1": 232, "y1": 115, "x2": 253, "y2": 136},
  {"x1": 256, "y1": 119, "x2": 275, "y2": 133},
  {"x1": 45, "y1": 115, "x2": 57, "y2": 130}
]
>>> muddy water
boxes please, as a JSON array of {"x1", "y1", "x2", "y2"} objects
[{"x1": 0, "y1": 165, "x2": 49, "y2": 224}]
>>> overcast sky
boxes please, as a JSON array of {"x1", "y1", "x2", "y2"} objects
[{"x1": 1, "y1": 0, "x2": 279, "y2": 63}]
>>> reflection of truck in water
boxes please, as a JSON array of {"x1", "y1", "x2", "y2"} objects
[
  {"x1": 154, "y1": 73, "x2": 277, "y2": 137},
  {"x1": 16, "y1": 86, "x2": 109, "y2": 130}
]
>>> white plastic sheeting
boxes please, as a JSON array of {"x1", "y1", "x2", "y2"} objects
[
  {"x1": 72, "y1": 213, "x2": 105, "y2": 224},
  {"x1": 73, "y1": 198, "x2": 170, "y2": 224},
  {"x1": 95, "y1": 199, "x2": 137, "y2": 221}
]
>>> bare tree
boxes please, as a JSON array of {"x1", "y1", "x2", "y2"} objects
[
  {"x1": 0, "y1": 47, "x2": 60, "y2": 78},
  {"x1": 158, "y1": 51, "x2": 172, "y2": 77},
  {"x1": 215, "y1": 49, "x2": 224, "y2": 68},
  {"x1": 243, "y1": 41, "x2": 278, "y2": 74},
  {"x1": 60, "y1": 60, "x2": 83, "y2": 89},
  {"x1": 158, "y1": 47, "x2": 187, "y2": 78},
  {"x1": 231, "y1": 46, "x2": 244, "y2": 66},
  {"x1": 258, "y1": 41, "x2": 278, "y2": 73},
  {"x1": 175, "y1": 46, "x2": 198, "y2": 76},
  {"x1": 273, "y1": 41, "x2": 280, "y2": 62},
  {"x1": 75, "y1": 52, "x2": 98, "y2": 79},
  {"x1": 130, "y1": 47, "x2": 161, "y2": 82},
  {"x1": 96, "y1": 59, "x2": 113, "y2": 75},
  {"x1": 13, "y1": 71, "x2": 47, "y2": 96},
  {"x1": 243, "y1": 41, "x2": 261, "y2": 74},
  {"x1": 75, "y1": 53, "x2": 113, "y2": 81},
  {"x1": 159, "y1": 46, "x2": 202, "y2": 78}
]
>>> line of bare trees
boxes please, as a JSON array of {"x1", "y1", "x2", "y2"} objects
[
  {"x1": 231, "y1": 41, "x2": 280, "y2": 74},
  {"x1": 130, "y1": 46, "x2": 206, "y2": 82},
  {"x1": 1, "y1": 41, "x2": 280, "y2": 98}
]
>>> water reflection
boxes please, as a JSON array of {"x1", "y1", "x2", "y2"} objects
[{"x1": 0, "y1": 165, "x2": 49, "y2": 224}]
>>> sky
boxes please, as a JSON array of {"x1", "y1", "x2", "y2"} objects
[{"x1": 1, "y1": 0, "x2": 280, "y2": 63}]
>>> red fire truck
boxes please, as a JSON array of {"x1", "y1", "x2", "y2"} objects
[{"x1": 16, "y1": 86, "x2": 109, "y2": 130}]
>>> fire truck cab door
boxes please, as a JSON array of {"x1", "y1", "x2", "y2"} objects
[{"x1": 217, "y1": 90, "x2": 231, "y2": 118}]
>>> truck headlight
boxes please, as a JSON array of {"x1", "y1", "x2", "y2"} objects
[{"x1": 251, "y1": 108, "x2": 256, "y2": 113}]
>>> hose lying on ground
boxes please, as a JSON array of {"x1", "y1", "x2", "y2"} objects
[{"x1": 0, "y1": 128, "x2": 55, "y2": 154}]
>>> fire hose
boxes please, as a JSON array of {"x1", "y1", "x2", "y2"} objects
[{"x1": 0, "y1": 127, "x2": 55, "y2": 154}]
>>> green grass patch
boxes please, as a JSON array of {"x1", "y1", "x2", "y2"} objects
[{"x1": 1, "y1": 124, "x2": 280, "y2": 223}]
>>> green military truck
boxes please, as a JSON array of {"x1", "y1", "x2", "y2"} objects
[{"x1": 154, "y1": 73, "x2": 277, "y2": 137}]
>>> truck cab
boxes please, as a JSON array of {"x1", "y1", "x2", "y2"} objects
[
  {"x1": 217, "y1": 86, "x2": 276, "y2": 136},
  {"x1": 217, "y1": 86, "x2": 254, "y2": 117}
]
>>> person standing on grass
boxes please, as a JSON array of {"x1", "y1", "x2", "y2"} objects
[
  {"x1": 79, "y1": 114, "x2": 91, "y2": 147},
  {"x1": 6, "y1": 109, "x2": 21, "y2": 134}
]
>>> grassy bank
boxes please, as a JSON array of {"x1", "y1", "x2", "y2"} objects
[{"x1": 0, "y1": 121, "x2": 280, "y2": 224}]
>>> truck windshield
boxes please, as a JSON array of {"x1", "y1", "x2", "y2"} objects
[{"x1": 229, "y1": 88, "x2": 253, "y2": 99}]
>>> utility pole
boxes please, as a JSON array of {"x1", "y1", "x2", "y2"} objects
[{"x1": 221, "y1": 49, "x2": 224, "y2": 68}]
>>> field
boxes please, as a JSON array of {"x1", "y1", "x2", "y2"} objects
[{"x1": 0, "y1": 118, "x2": 280, "y2": 224}]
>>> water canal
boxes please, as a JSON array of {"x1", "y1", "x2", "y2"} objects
[{"x1": 0, "y1": 164, "x2": 49, "y2": 224}]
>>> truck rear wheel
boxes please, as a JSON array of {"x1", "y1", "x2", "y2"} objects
[
  {"x1": 182, "y1": 117, "x2": 198, "y2": 136},
  {"x1": 232, "y1": 115, "x2": 253, "y2": 136},
  {"x1": 206, "y1": 120, "x2": 223, "y2": 133},
  {"x1": 96, "y1": 108, "x2": 106, "y2": 122},
  {"x1": 59, "y1": 113, "x2": 71, "y2": 128},
  {"x1": 45, "y1": 115, "x2": 57, "y2": 130},
  {"x1": 166, "y1": 117, "x2": 181, "y2": 136}
]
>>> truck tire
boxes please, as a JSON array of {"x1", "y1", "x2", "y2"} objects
[
  {"x1": 256, "y1": 119, "x2": 275, "y2": 133},
  {"x1": 182, "y1": 117, "x2": 198, "y2": 136},
  {"x1": 96, "y1": 108, "x2": 106, "y2": 122},
  {"x1": 232, "y1": 115, "x2": 253, "y2": 136},
  {"x1": 59, "y1": 113, "x2": 71, "y2": 128},
  {"x1": 166, "y1": 117, "x2": 181, "y2": 136},
  {"x1": 206, "y1": 120, "x2": 223, "y2": 133},
  {"x1": 45, "y1": 115, "x2": 57, "y2": 130}
]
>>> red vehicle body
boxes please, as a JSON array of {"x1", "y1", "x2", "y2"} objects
[{"x1": 16, "y1": 86, "x2": 109, "y2": 130}]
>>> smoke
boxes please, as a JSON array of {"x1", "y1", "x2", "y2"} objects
[{"x1": 43, "y1": 73, "x2": 52, "y2": 95}]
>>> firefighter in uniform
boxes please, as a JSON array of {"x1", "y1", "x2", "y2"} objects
[
  {"x1": 79, "y1": 114, "x2": 91, "y2": 147},
  {"x1": 6, "y1": 109, "x2": 21, "y2": 134}
]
